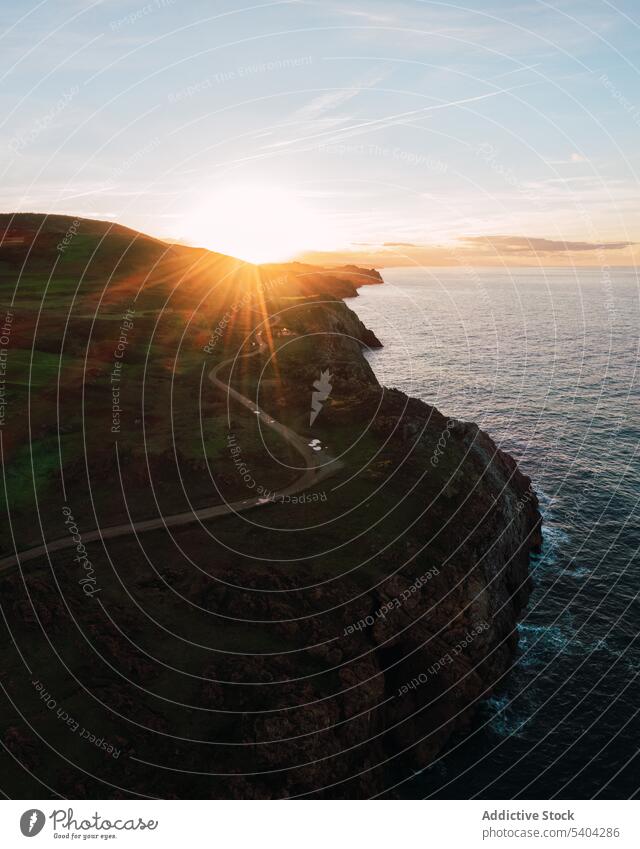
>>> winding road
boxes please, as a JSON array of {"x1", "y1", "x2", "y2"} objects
[{"x1": 0, "y1": 336, "x2": 341, "y2": 573}]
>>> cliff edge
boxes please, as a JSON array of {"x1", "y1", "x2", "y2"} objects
[{"x1": 0, "y1": 216, "x2": 542, "y2": 799}]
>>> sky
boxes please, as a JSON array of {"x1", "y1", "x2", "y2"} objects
[{"x1": 1, "y1": 0, "x2": 640, "y2": 266}]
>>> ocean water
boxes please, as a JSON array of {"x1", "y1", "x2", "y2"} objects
[{"x1": 351, "y1": 267, "x2": 640, "y2": 799}]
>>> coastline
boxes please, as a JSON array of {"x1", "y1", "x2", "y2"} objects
[{"x1": 0, "y1": 216, "x2": 543, "y2": 798}]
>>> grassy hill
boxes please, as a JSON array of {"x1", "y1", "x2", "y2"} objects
[
  {"x1": 0, "y1": 214, "x2": 380, "y2": 550},
  {"x1": 0, "y1": 213, "x2": 540, "y2": 799}
]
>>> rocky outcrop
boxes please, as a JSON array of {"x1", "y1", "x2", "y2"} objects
[
  {"x1": 0, "y1": 219, "x2": 541, "y2": 799},
  {"x1": 105, "y1": 288, "x2": 539, "y2": 799},
  {"x1": 185, "y1": 284, "x2": 542, "y2": 798},
  {"x1": 175, "y1": 387, "x2": 541, "y2": 799}
]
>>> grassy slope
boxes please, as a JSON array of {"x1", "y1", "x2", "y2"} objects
[{"x1": 0, "y1": 214, "x2": 539, "y2": 799}]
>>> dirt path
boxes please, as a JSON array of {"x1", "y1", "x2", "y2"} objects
[{"x1": 0, "y1": 338, "x2": 340, "y2": 572}]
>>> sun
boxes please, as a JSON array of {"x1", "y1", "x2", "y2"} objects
[{"x1": 184, "y1": 183, "x2": 335, "y2": 264}]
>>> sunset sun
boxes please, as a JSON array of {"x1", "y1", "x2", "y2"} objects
[{"x1": 185, "y1": 184, "x2": 335, "y2": 264}]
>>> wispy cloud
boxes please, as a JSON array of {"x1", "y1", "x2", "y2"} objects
[
  {"x1": 258, "y1": 80, "x2": 538, "y2": 156},
  {"x1": 382, "y1": 240, "x2": 422, "y2": 247},
  {"x1": 543, "y1": 152, "x2": 590, "y2": 165},
  {"x1": 298, "y1": 232, "x2": 638, "y2": 268},
  {"x1": 461, "y1": 235, "x2": 635, "y2": 254},
  {"x1": 290, "y1": 65, "x2": 389, "y2": 122}
]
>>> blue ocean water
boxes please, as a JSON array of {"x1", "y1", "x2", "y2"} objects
[{"x1": 352, "y1": 267, "x2": 640, "y2": 798}]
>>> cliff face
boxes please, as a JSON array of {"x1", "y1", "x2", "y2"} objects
[
  {"x1": 188, "y1": 405, "x2": 541, "y2": 799},
  {"x1": 257, "y1": 261, "x2": 383, "y2": 300},
  {"x1": 172, "y1": 284, "x2": 542, "y2": 798},
  {"x1": 0, "y1": 218, "x2": 541, "y2": 799}
]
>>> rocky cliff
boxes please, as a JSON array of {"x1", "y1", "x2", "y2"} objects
[
  {"x1": 181, "y1": 294, "x2": 542, "y2": 798},
  {"x1": 0, "y1": 217, "x2": 541, "y2": 799}
]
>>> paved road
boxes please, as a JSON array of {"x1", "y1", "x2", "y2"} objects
[{"x1": 0, "y1": 336, "x2": 340, "y2": 572}]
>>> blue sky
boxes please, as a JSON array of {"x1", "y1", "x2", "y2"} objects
[{"x1": 2, "y1": 0, "x2": 639, "y2": 265}]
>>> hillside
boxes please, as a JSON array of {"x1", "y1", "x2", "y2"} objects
[{"x1": 0, "y1": 214, "x2": 541, "y2": 798}]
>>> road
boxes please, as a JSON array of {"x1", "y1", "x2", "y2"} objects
[{"x1": 0, "y1": 335, "x2": 340, "y2": 572}]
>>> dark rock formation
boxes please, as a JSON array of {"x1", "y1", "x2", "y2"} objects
[{"x1": 0, "y1": 216, "x2": 541, "y2": 799}]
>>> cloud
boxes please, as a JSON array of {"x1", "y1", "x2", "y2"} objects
[
  {"x1": 461, "y1": 235, "x2": 635, "y2": 254},
  {"x1": 297, "y1": 233, "x2": 639, "y2": 269},
  {"x1": 544, "y1": 152, "x2": 589, "y2": 165},
  {"x1": 382, "y1": 241, "x2": 422, "y2": 247},
  {"x1": 255, "y1": 79, "x2": 537, "y2": 161},
  {"x1": 292, "y1": 66, "x2": 388, "y2": 122}
]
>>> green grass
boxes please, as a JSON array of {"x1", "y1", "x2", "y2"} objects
[
  {"x1": 3, "y1": 348, "x2": 66, "y2": 389},
  {"x1": 1, "y1": 436, "x2": 66, "y2": 513}
]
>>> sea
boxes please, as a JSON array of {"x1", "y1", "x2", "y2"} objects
[{"x1": 351, "y1": 266, "x2": 640, "y2": 799}]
